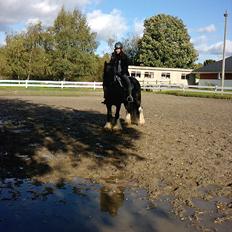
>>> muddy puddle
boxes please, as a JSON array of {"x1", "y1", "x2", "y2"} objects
[{"x1": 0, "y1": 177, "x2": 193, "y2": 232}]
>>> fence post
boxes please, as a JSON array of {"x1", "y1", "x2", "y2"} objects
[
  {"x1": 214, "y1": 85, "x2": 218, "y2": 92},
  {"x1": 182, "y1": 84, "x2": 185, "y2": 92},
  {"x1": 61, "y1": 81, "x2": 64, "y2": 89},
  {"x1": 94, "y1": 81, "x2": 96, "y2": 90},
  {"x1": 25, "y1": 80, "x2": 28, "y2": 88}
]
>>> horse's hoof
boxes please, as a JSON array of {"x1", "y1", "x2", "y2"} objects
[
  {"x1": 112, "y1": 126, "x2": 122, "y2": 131},
  {"x1": 112, "y1": 119, "x2": 122, "y2": 131},
  {"x1": 139, "y1": 116, "x2": 145, "y2": 125},
  {"x1": 139, "y1": 114, "x2": 145, "y2": 125},
  {"x1": 138, "y1": 120, "x2": 145, "y2": 125},
  {"x1": 125, "y1": 113, "x2": 131, "y2": 125},
  {"x1": 104, "y1": 122, "x2": 112, "y2": 130}
]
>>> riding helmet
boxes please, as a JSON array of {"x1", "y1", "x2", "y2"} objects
[{"x1": 114, "y1": 42, "x2": 123, "y2": 49}]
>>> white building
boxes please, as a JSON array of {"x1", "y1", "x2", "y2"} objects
[{"x1": 128, "y1": 65, "x2": 193, "y2": 85}]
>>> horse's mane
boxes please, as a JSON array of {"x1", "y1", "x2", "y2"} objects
[{"x1": 103, "y1": 62, "x2": 116, "y2": 87}]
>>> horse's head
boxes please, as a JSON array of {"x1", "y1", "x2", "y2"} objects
[{"x1": 103, "y1": 62, "x2": 116, "y2": 84}]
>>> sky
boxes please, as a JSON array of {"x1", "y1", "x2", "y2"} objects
[{"x1": 0, "y1": 0, "x2": 231, "y2": 63}]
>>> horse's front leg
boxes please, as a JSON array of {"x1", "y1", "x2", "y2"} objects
[
  {"x1": 104, "y1": 104, "x2": 113, "y2": 130},
  {"x1": 113, "y1": 104, "x2": 122, "y2": 131},
  {"x1": 125, "y1": 111, "x2": 132, "y2": 125}
]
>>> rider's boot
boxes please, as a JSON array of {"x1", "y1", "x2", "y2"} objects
[
  {"x1": 123, "y1": 75, "x2": 133, "y2": 102},
  {"x1": 127, "y1": 85, "x2": 133, "y2": 102}
]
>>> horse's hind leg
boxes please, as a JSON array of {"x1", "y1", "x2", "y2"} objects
[
  {"x1": 138, "y1": 106, "x2": 145, "y2": 125},
  {"x1": 112, "y1": 104, "x2": 122, "y2": 131},
  {"x1": 134, "y1": 86, "x2": 145, "y2": 125},
  {"x1": 124, "y1": 102, "x2": 132, "y2": 125},
  {"x1": 125, "y1": 111, "x2": 131, "y2": 125},
  {"x1": 104, "y1": 104, "x2": 113, "y2": 130}
]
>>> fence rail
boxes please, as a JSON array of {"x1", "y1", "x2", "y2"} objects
[
  {"x1": 0, "y1": 80, "x2": 102, "y2": 90},
  {"x1": 0, "y1": 79, "x2": 232, "y2": 94},
  {"x1": 140, "y1": 82, "x2": 232, "y2": 94}
]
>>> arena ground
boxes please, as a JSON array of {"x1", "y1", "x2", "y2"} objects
[{"x1": 0, "y1": 92, "x2": 231, "y2": 231}]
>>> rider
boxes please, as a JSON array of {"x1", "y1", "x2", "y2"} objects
[{"x1": 102, "y1": 42, "x2": 133, "y2": 103}]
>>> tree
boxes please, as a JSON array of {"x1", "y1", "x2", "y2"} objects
[
  {"x1": 121, "y1": 35, "x2": 140, "y2": 65},
  {"x1": 107, "y1": 37, "x2": 116, "y2": 51},
  {"x1": 4, "y1": 33, "x2": 28, "y2": 79},
  {"x1": 0, "y1": 7, "x2": 99, "y2": 81},
  {"x1": 24, "y1": 22, "x2": 52, "y2": 80},
  {"x1": 0, "y1": 48, "x2": 10, "y2": 78},
  {"x1": 95, "y1": 53, "x2": 111, "y2": 82},
  {"x1": 138, "y1": 14, "x2": 198, "y2": 68},
  {"x1": 51, "y1": 7, "x2": 97, "y2": 80},
  {"x1": 203, "y1": 59, "x2": 216, "y2": 66},
  {"x1": 3, "y1": 23, "x2": 53, "y2": 80}
]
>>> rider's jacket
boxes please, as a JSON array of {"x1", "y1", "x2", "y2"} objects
[{"x1": 110, "y1": 51, "x2": 130, "y2": 77}]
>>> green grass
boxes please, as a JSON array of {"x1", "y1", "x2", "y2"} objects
[
  {"x1": 154, "y1": 90, "x2": 232, "y2": 99},
  {"x1": 1, "y1": 86, "x2": 231, "y2": 100},
  {"x1": 0, "y1": 86, "x2": 102, "y2": 96}
]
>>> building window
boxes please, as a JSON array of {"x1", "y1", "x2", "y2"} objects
[
  {"x1": 144, "y1": 72, "x2": 154, "y2": 78},
  {"x1": 131, "y1": 71, "x2": 141, "y2": 78},
  {"x1": 181, "y1": 73, "x2": 187, "y2": 80},
  {"x1": 161, "y1": 73, "x2": 170, "y2": 79}
]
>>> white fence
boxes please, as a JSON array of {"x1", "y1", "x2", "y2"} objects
[
  {"x1": 0, "y1": 79, "x2": 232, "y2": 94},
  {"x1": 140, "y1": 81, "x2": 232, "y2": 94},
  {"x1": 0, "y1": 80, "x2": 102, "y2": 90},
  {"x1": 141, "y1": 84, "x2": 232, "y2": 94}
]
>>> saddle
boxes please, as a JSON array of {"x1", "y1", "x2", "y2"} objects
[
  {"x1": 114, "y1": 75, "x2": 123, "y2": 87},
  {"x1": 114, "y1": 75, "x2": 134, "y2": 102},
  {"x1": 114, "y1": 75, "x2": 135, "y2": 89}
]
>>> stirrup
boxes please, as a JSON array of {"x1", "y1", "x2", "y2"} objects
[{"x1": 127, "y1": 95, "x2": 133, "y2": 103}]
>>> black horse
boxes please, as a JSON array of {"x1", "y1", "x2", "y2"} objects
[{"x1": 103, "y1": 62, "x2": 145, "y2": 130}]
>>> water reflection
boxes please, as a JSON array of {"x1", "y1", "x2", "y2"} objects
[
  {"x1": 100, "y1": 186, "x2": 124, "y2": 216},
  {"x1": 0, "y1": 177, "x2": 192, "y2": 232}
]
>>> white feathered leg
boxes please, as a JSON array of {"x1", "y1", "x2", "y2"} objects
[
  {"x1": 138, "y1": 107, "x2": 145, "y2": 125},
  {"x1": 104, "y1": 122, "x2": 112, "y2": 130},
  {"x1": 125, "y1": 112, "x2": 131, "y2": 125},
  {"x1": 113, "y1": 119, "x2": 122, "y2": 131}
]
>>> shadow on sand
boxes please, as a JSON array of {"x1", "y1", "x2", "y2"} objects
[
  {"x1": 0, "y1": 98, "x2": 195, "y2": 232},
  {"x1": 0, "y1": 98, "x2": 144, "y2": 180}
]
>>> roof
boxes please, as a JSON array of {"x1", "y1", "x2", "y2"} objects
[
  {"x1": 129, "y1": 65, "x2": 192, "y2": 72},
  {"x1": 193, "y1": 56, "x2": 232, "y2": 73}
]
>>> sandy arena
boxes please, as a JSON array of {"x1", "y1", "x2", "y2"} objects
[{"x1": 0, "y1": 92, "x2": 231, "y2": 231}]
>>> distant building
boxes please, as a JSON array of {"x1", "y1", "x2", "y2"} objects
[
  {"x1": 128, "y1": 65, "x2": 193, "y2": 85},
  {"x1": 193, "y1": 56, "x2": 232, "y2": 87}
]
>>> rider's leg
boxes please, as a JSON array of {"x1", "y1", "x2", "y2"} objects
[{"x1": 122, "y1": 74, "x2": 133, "y2": 102}]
